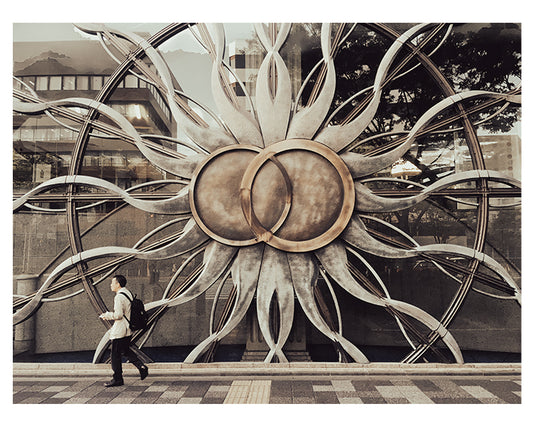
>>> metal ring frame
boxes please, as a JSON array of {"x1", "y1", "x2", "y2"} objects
[{"x1": 239, "y1": 139, "x2": 355, "y2": 253}]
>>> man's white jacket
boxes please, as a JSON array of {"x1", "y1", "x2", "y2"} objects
[{"x1": 101, "y1": 287, "x2": 133, "y2": 340}]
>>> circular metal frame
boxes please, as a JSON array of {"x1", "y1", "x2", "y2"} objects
[
  {"x1": 240, "y1": 139, "x2": 355, "y2": 253},
  {"x1": 189, "y1": 144, "x2": 284, "y2": 247}
]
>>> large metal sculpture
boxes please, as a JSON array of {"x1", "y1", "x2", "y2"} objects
[{"x1": 13, "y1": 23, "x2": 521, "y2": 364}]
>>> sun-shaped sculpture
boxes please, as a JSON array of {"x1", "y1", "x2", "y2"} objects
[{"x1": 13, "y1": 23, "x2": 521, "y2": 364}]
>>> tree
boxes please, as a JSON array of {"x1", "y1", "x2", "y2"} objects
[{"x1": 293, "y1": 23, "x2": 521, "y2": 135}]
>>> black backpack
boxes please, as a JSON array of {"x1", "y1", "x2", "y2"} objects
[{"x1": 121, "y1": 292, "x2": 148, "y2": 331}]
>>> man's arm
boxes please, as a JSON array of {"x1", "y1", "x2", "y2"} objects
[{"x1": 99, "y1": 293, "x2": 126, "y2": 320}]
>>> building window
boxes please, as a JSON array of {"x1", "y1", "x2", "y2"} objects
[
  {"x1": 91, "y1": 76, "x2": 103, "y2": 90},
  {"x1": 125, "y1": 75, "x2": 138, "y2": 88},
  {"x1": 63, "y1": 76, "x2": 75, "y2": 90},
  {"x1": 77, "y1": 76, "x2": 89, "y2": 90},
  {"x1": 127, "y1": 104, "x2": 144, "y2": 119},
  {"x1": 111, "y1": 104, "x2": 126, "y2": 115},
  {"x1": 48, "y1": 128, "x2": 60, "y2": 141},
  {"x1": 21, "y1": 128, "x2": 33, "y2": 140},
  {"x1": 233, "y1": 55, "x2": 246, "y2": 68},
  {"x1": 49, "y1": 76, "x2": 61, "y2": 90},
  {"x1": 60, "y1": 128, "x2": 74, "y2": 140},
  {"x1": 34, "y1": 127, "x2": 47, "y2": 141},
  {"x1": 36, "y1": 76, "x2": 48, "y2": 91}
]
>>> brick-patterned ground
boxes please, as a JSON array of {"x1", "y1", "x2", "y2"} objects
[{"x1": 13, "y1": 375, "x2": 520, "y2": 404}]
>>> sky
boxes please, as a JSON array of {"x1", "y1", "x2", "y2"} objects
[{"x1": 12, "y1": 22, "x2": 256, "y2": 53}]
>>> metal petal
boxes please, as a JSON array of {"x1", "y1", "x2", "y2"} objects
[
  {"x1": 358, "y1": 214, "x2": 462, "y2": 285},
  {"x1": 136, "y1": 219, "x2": 209, "y2": 260},
  {"x1": 254, "y1": 23, "x2": 291, "y2": 52},
  {"x1": 207, "y1": 23, "x2": 264, "y2": 147},
  {"x1": 13, "y1": 220, "x2": 208, "y2": 325},
  {"x1": 13, "y1": 174, "x2": 191, "y2": 215},
  {"x1": 158, "y1": 153, "x2": 207, "y2": 179},
  {"x1": 344, "y1": 245, "x2": 417, "y2": 350},
  {"x1": 343, "y1": 216, "x2": 521, "y2": 304},
  {"x1": 325, "y1": 25, "x2": 453, "y2": 127},
  {"x1": 13, "y1": 245, "x2": 139, "y2": 325},
  {"x1": 14, "y1": 96, "x2": 214, "y2": 174},
  {"x1": 343, "y1": 215, "x2": 414, "y2": 259},
  {"x1": 288, "y1": 252, "x2": 369, "y2": 363},
  {"x1": 287, "y1": 23, "x2": 336, "y2": 140},
  {"x1": 183, "y1": 245, "x2": 263, "y2": 363},
  {"x1": 340, "y1": 151, "x2": 394, "y2": 179},
  {"x1": 255, "y1": 23, "x2": 292, "y2": 145},
  {"x1": 256, "y1": 246, "x2": 294, "y2": 362},
  {"x1": 416, "y1": 244, "x2": 521, "y2": 305},
  {"x1": 315, "y1": 241, "x2": 463, "y2": 363},
  {"x1": 116, "y1": 23, "x2": 239, "y2": 152},
  {"x1": 354, "y1": 170, "x2": 521, "y2": 213},
  {"x1": 338, "y1": 89, "x2": 522, "y2": 174},
  {"x1": 315, "y1": 23, "x2": 435, "y2": 152},
  {"x1": 144, "y1": 241, "x2": 237, "y2": 311},
  {"x1": 77, "y1": 23, "x2": 237, "y2": 153}
]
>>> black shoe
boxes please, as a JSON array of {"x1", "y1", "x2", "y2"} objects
[
  {"x1": 104, "y1": 379, "x2": 124, "y2": 387},
  {"x1": 140, "y1": 365, "x2": 148, "y2": 380}
]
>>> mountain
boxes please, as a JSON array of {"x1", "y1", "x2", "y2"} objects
[{"x1": 13, "y1": 41, "x2": 118, "y2": 75}]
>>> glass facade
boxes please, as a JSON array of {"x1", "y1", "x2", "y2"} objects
[{"x1": 13, "y1": 23, "x2": 521, "y2": 363}]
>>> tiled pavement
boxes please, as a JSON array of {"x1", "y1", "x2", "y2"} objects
[{"x1": 13, "y1": 363, "x2": 521, "y2": 404}]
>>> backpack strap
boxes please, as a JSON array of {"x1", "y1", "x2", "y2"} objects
[{"x1": 119, "y1": 292, "x2": 132, "y2": 324}]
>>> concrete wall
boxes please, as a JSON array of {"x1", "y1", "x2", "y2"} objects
[{"x1": 13, "y1": 207, "x2": 520, "y2": 357}]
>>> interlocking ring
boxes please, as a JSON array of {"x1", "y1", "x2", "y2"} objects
[{"x1": 190, "y1": 139, "x2": 355, "y2": 252}]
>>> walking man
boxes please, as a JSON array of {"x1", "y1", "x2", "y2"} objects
[{"x1": 99, "y1": 274, "x2": 148, "y2": 387}]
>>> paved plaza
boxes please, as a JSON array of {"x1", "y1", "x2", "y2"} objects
[{"x1": 12, "y1": 362, "x2": 521, "y2": 404}]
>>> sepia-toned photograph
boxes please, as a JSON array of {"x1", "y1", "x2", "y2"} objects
[{"x1": 11, "y1": 11, "x2": 522, "y2": 412}]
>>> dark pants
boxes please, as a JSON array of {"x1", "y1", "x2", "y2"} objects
[{"x1": 111, "y1": 336, "x2": 144, "y2": 382}]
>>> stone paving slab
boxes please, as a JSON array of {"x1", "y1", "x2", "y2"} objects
[{"x1": 13, "y1": 372, "x2": 521, "y2": 404}]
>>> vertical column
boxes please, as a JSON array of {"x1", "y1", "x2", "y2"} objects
[
  {"x1": 242, "y1": 305, "x2": 270, "y2": 361},
  {"x1": 242, "y1": 305, "x2": 311, "y2": 361},
  {"x1": 14, "y1": 274, "x2": 39, "y2": 355}
]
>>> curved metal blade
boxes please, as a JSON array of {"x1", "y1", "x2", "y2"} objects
[
  {"x1": 343, "y1": 216, "x2": 521, "y2": 304},
  {"x1": 256, "y1": 246, "x2": 294, "y2": 363},
  {"x1": 14, "y1": 174, "x2": 192, "y2": 215},
  {"x1": 288, "y1": 252, "x2": 369, "y2": 363},
  {"x1": 13, "y1": 220, "x2": 208, "y2": 325},
  {"x1": 315, "y1": 241, "x2": 464, "y2": 363},
  {"x1": 315, "y1": 23, "x2": 435, "y2": 152},
  {"x1": 144, "y1": 241, "x2": 237, "y2": 311},
  {"x1": 254, "y1": 23, "x2": 292, "y2": 145},
  {"x1": 287, "y1": 23, "x2": 336, "y2": 140},
  {"x1": 183, "y1": 244, "x2": 263, "y2": 363},
  {"x1": 14, "y1": 96, "x2": 214, "y2": 175},
  {"x1": 207, "y1": 24, "x2": 264, "y2": 147},
  {"x1": 69, "y1": 24, "x2": 237, "y2": 153},
  {"x1": 354, "y1": 170, "x2": 521, "y2": 213},
  {"x1": 92, "y1": 329, "x2": 112, "y2": 364}
]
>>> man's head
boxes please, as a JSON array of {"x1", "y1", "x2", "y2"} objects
[{"x1": 111, "y1": 274, "x2": 127, "y2": 293}]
